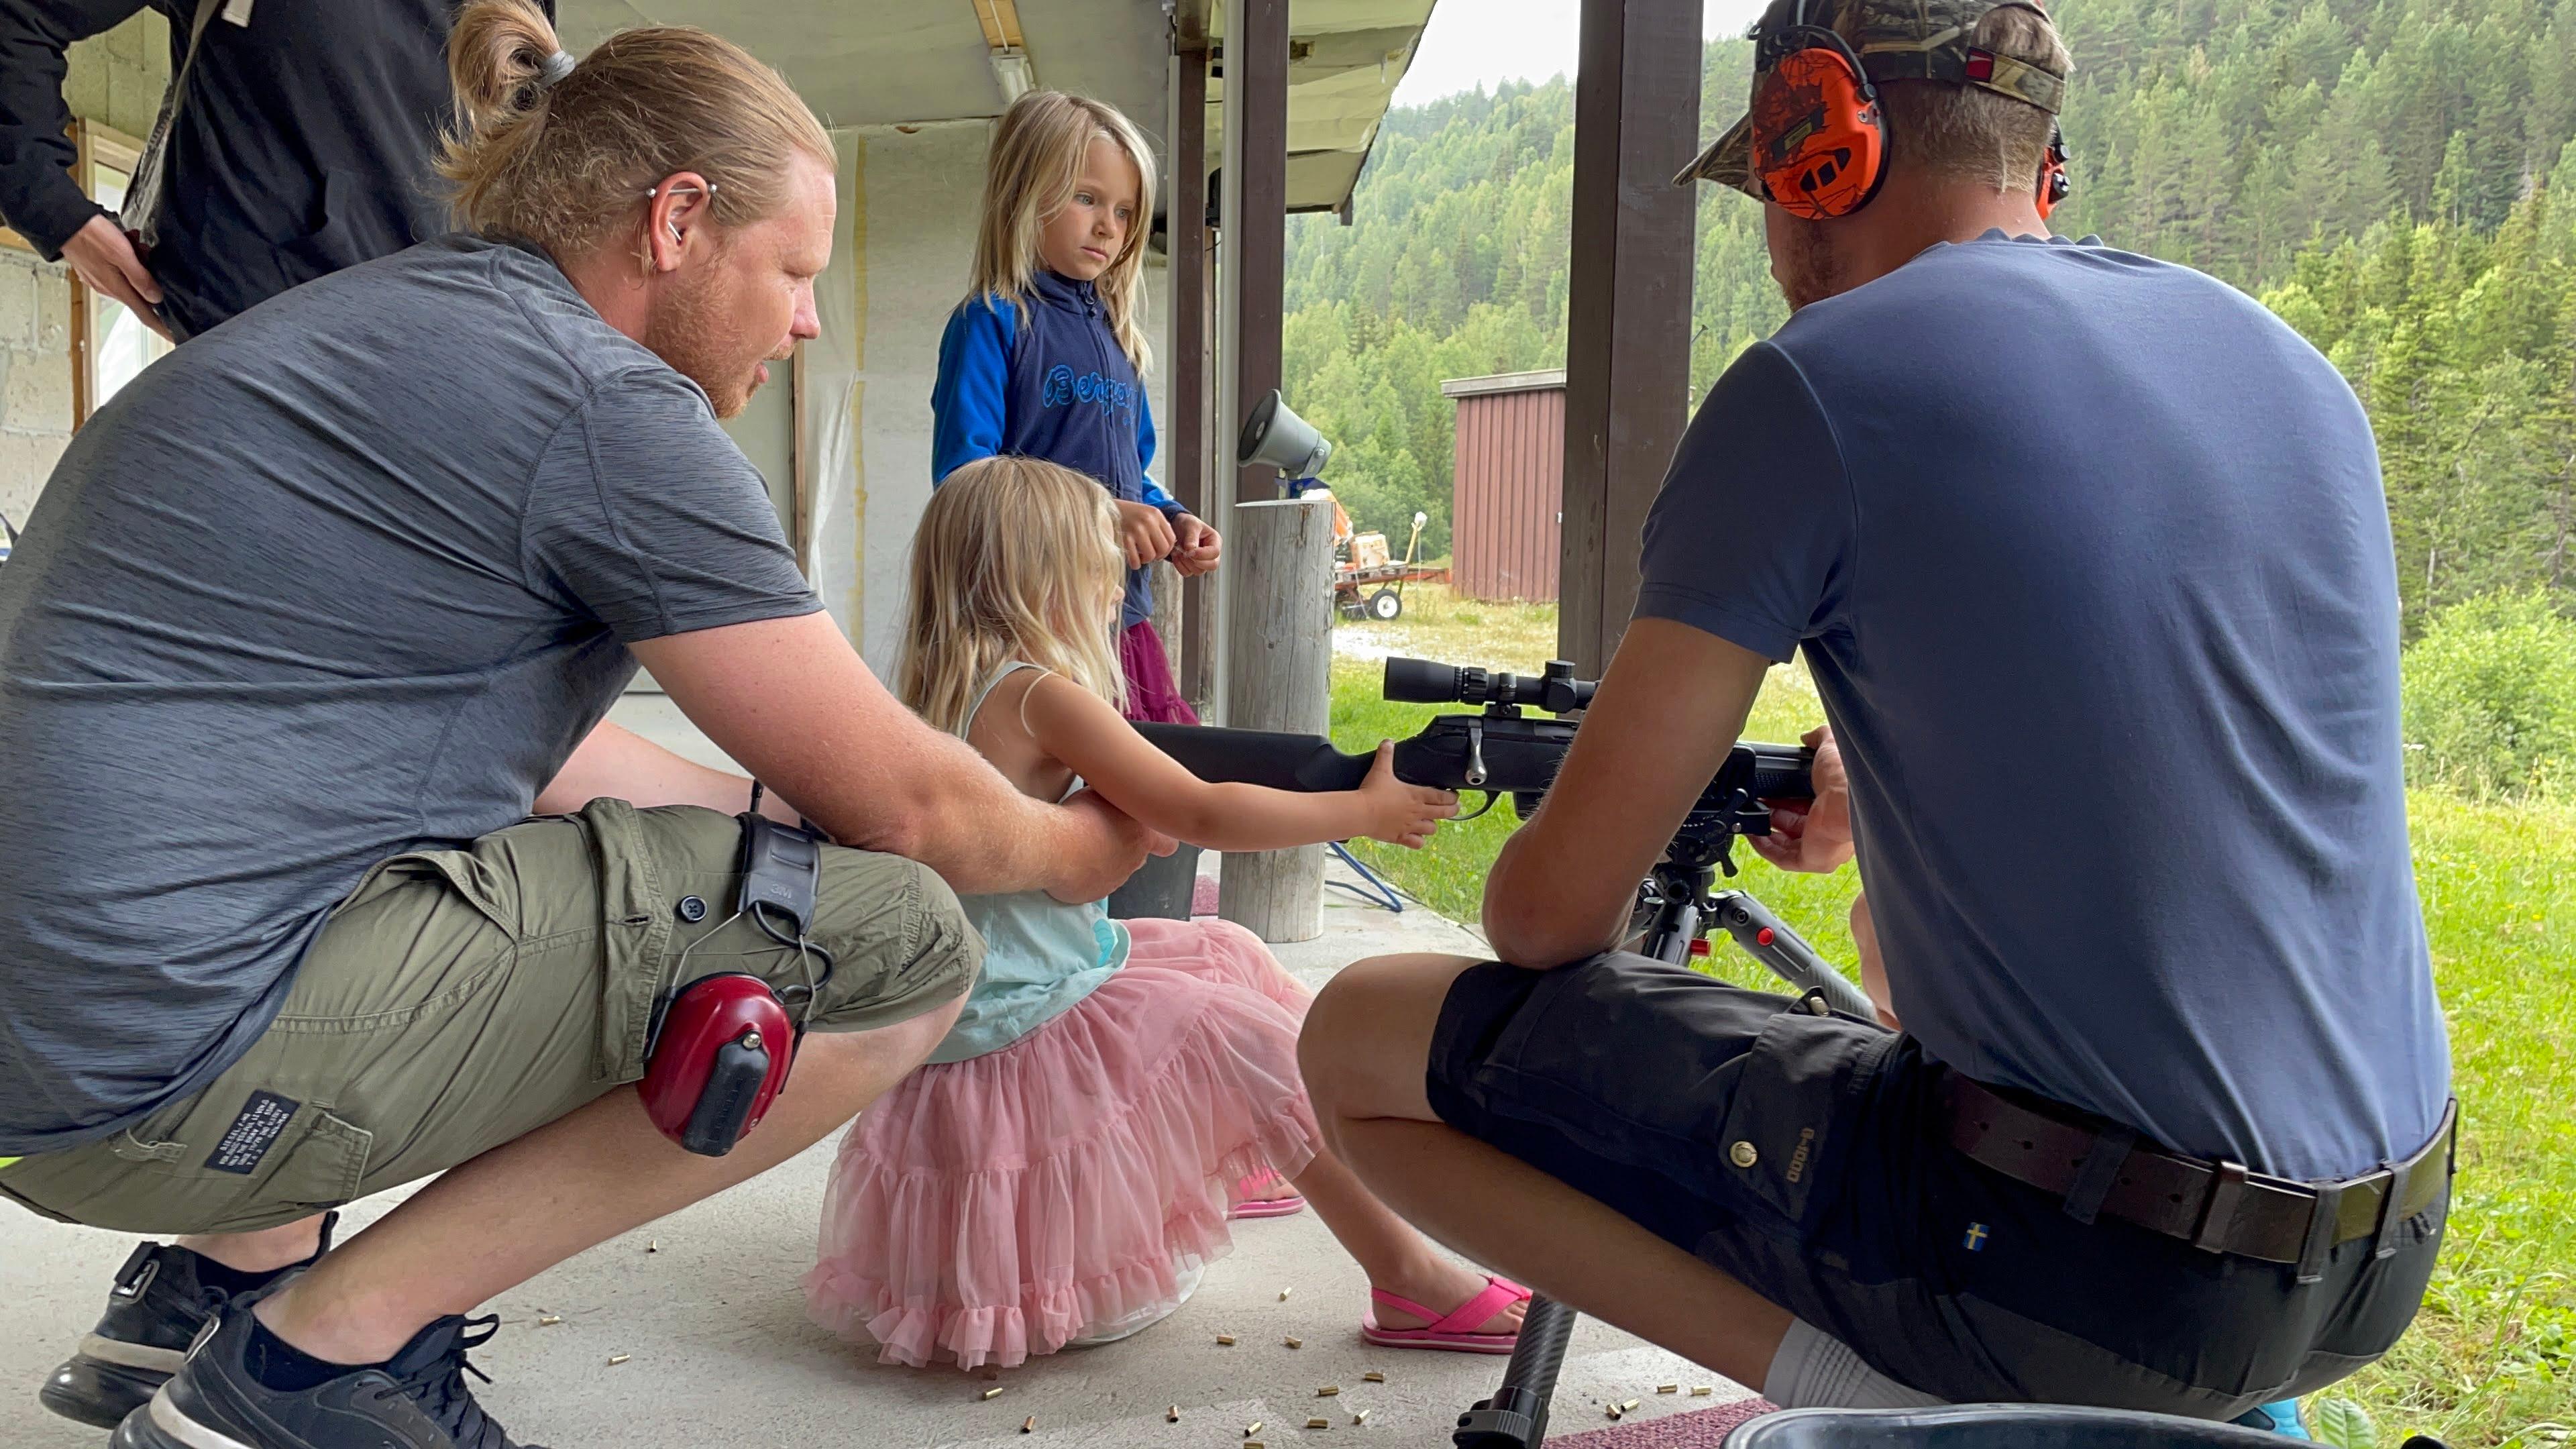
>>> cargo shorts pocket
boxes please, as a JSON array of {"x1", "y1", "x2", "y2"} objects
[
  {"x1": 356, "y1": 800, "x2": 674, "y2": 1088},
  {"x1": 578, "y1": 800, "x2": 680, "y2": 1086},
  {"x1": 7, "y1": 1095, "x2": 376, "y2": 1236},
  {"x1": 215, "y1": 1105, "x2": 375, "y2": 1224},
  {"x1": 155, "y1": 1097, "x2": 375, "y2": 1234},
  {"x1": 1702, "y1": 1006, "x2": 1891, "y2": 1234}
]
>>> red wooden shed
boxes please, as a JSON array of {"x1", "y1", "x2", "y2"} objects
[{"x1": 1444, "y1": 369, "x2": 1566, "y2": 602}]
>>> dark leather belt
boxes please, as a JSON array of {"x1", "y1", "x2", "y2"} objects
[{"x1": 1942, "y1": 1074, "x2": 2455, "y2": 1281}]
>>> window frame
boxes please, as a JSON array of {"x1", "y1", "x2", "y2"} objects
[
  {"x1": 67, "y1": 119, "x2": 159, "y2": 428},
  {"x1": 0, "y1": 119, "x2": 158, "y2": 429}
]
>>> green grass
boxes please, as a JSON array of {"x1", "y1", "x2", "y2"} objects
[{"x1": 1328, "y1": 604, "x2": 2576, "y2": 1448}]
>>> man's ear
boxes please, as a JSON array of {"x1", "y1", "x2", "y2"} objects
[{"x1": 644, "y1": 170, "x2": 717, "y2": 274}]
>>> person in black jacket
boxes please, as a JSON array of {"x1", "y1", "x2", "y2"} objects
[{"x1": 0, "y1": 0, "x2": 552, "y2": 341}]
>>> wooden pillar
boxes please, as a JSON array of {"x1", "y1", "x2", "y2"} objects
[
  {"x1": 1558, "y1": 0, "x2": 1705, "y2": 676},
  {"x1": 1171, "y1": 26, "x2": 1218, "y2": 713},
  {"x1": 1224, "y1": 0, "x2": 1289, "y2": 507},
  {"x1": 1218, "y1": 497, "x2": 1337, "y2": 941}
]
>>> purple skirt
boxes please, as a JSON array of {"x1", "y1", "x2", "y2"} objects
[{"x1": 1118, "y1": 620, "x2": 1200, "y2": 724}]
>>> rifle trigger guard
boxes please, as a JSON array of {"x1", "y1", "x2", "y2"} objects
[{"x1": 1464, "y1": 716, "x2": 1488, "y2": 788}]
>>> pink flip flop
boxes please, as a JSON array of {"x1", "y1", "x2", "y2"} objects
[
  {"x1": 1360, "y1": 1275, "x2": 1531, "y2": 1354},
  {"x1": 1228, "y1": 1171, "x2": 1307, "y2": 1220}
]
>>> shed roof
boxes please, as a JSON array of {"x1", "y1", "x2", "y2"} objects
[{"x1": 1441, "y1": 368, "x2": 1569, "y2": 399}]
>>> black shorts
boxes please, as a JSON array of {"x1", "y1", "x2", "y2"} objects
[{"x1": 1425, "y1": 954, "x2": 2446, "y2": 1418}]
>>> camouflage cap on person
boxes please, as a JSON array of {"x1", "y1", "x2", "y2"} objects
[{"x1": 1677, "y1": 0, "x2": 2069, "y2": 197}]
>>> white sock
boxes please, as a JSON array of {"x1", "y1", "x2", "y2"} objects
[{"x1": 1762, "y1": 1318, "x2": 1948, "y2": 1409}]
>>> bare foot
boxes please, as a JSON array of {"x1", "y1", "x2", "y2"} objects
[{"x1": 1369, "y1": 1257, "x2": 1525, "y2": 1334}]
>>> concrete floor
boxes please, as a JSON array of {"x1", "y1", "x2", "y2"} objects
[{"x1": 3, "y1": 698, "x2": 1750, "y2": 1446}]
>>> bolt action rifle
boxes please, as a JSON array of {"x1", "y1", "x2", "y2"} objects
[{"x1": 1135, "y1": 655, "x2": 1879, "y2": 1449}]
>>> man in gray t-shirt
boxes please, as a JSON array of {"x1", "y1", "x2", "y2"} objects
[
  {"x1": 1307, "y1": 0, "x2": 2449, "y2": 1428},
  {"x1": 1, "y1": 22, "x2": 1157, "y2": 1449}
]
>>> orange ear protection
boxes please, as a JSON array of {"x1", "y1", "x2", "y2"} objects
[
  {"x1": 1748, "y1": 2, "x2": 1888, "y2": 220},
  {"x1": 2037, "y1": 122, "x2": 2071, "y2": 220},
  {"x1": 1750, "y1": 1, "x2": 2073, "y2": 223}
]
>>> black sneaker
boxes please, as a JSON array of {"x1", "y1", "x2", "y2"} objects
[
  {"x1": 40, "y1": 1213, "x2": 339, "y2": 1430},
  {"x1": 111, "y1": 1301, "x2": 543, "y2": 1449}
]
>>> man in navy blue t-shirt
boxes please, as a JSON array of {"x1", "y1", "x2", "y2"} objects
[{"x1": 1303, "y1": 0, "x2": 2451, "y2": 1422}]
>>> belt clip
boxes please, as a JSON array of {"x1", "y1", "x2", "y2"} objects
[
  {"x1": 2292, "y1": 1178, "x2": 2345, "y2": 1285},
  {"x1": 2060, "y1": 1124, "x2": 2136, "y2": 1226},
  {"x1": 2191, "y1": 1159, "x2": 2249, "y2": 1254},
  {"x1": 2367, "y1": 1153, "x2": 2413, "y2": 1262}
]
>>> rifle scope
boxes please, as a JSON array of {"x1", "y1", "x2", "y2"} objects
[{"x1": 1384, "y1": 657, "x2": 1597, "y2": 714}]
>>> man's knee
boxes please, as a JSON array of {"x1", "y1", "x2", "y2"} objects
[
  {"x1": 800, "y1": 848, "x2": 981, "y2": 1036},
  {"x1": 1301, "y1": 952, "x2": 1483, "y2": 1122},
  {"x1": 800, "y1": 979, "x2": 967, "y2": 1088}
]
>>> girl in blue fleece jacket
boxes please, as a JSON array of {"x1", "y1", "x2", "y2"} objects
[{"x1": 930, "y1": 90, "x2": 1218, "y2": 723}]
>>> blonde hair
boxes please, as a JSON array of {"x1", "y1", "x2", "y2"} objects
[
  {"x1": 1862, "y1": 2, "x2": 2073, "y2": 193},
  {"x1": 968, "y1": 90, "x2": 1158, "y2": 374},
  {"x1": 437, "y1": 0, "x2": 835, "y2": 259},
  {"x1": 899, "y1": 455, "x2": 1130, "y2": 735}
]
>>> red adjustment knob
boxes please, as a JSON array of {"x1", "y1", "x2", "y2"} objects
[
  {"x1": 1688, "y1": 938, "x2": 1712, "y2": 957},
  {"x1": 1755, "y1": 927, "x2": 1776, "y2": 947}
]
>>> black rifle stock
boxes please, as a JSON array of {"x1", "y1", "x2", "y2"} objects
[
  {"x1": 1138, "y1": 661, "x2": 1840, "y2": 1449},
  {"x1": 1131, "y1": 714, "x2": 1813, "y2": 829}
]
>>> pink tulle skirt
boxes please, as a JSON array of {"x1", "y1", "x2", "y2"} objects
[{"x1": 804, "y1": 917, "x2": 1320, "y2": 1370}]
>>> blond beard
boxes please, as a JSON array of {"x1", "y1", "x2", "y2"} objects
[{"x1": 643, "y1": 264, "x2": 762, "y2": 419}]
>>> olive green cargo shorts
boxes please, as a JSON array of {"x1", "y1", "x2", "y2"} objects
[{"x1": 0, "y1": 800, "x2": 979, "y2": 1236}]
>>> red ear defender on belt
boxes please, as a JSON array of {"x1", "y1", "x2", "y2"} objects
[
  {"x1": 639, "y1": 810, "x2": 832, "y2": 1157},
  {"x1": 640, "y1": 972, "x2": 796, "y2": 1157},
  {"x1": 1750, "y1": 16, "x2": 1888, "y2": 221}
]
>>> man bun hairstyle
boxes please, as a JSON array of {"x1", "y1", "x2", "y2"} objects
[
  {"x1": 1861, "y1": 1, "x2": 2073, "y2": 193},
  {"x1": 437, "y1": 0, "x2": 835, "y2": 258}
]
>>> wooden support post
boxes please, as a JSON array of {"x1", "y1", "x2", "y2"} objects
[
  {"x1": 1172, "y1": 28, "x2": 1217, "y2": 713},
  {"x1": 1218, "y1": 497, "x2": 1336, "y2": 942},
  {"x1": 1226, "y1": 0, "x2": 1289, "y2": 507},
  {"x1": 1558, "y1": 0, "x2": 1705, "y2": 676}
]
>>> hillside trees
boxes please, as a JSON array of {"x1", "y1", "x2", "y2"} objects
[{"x1": 1279, "y1": 0, "x2": 2576, "y2": 620}]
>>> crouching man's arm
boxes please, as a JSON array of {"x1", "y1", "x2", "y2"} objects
[
  {"x1": 629, "y1": 611, "x2": 1167, "y2": 900},
  {"x1": 1483, "y1": 618, "x2": 1773, "y2": 967}
]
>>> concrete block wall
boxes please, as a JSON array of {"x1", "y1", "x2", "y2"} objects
[{"x1": 0, "y1": 11, "x2": 168, "y2": 531}]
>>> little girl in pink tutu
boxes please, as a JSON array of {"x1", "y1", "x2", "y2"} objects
[{"x1": 804, "y1": 455, "x2": 1531, "y2": 1371}]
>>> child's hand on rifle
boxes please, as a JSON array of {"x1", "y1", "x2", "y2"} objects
[{"x1": 1357, "y1": 741, "x2": 1458, "y2": 848}]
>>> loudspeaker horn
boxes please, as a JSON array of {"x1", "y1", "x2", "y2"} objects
[{"x1": 1236, "y1": 388, "x2": 1334, "y2": 480}]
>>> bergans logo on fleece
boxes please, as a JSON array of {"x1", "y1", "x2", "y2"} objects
[{"x1": 1041, "y1": 364, "x2": 1137, "y2": 423}]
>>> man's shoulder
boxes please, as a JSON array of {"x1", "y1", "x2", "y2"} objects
[
  {"x1": 1786, "y1": 233, "x2": 2267, "y2": 342},
  {"x1": 257, "y1": 235, "x2": 668, "y2": 390},
  {"x1": 1768, "y1": 233, "x2": 2335, "y2": 415}
]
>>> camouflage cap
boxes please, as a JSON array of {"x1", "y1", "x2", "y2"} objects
[{"x1": 1677, "y1": 0, "x2": 2069, "y2": 197}]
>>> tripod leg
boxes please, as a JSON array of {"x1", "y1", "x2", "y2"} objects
[{"x1": 1453, "y1": 1293, "x2": 1580, "y2": 1448}]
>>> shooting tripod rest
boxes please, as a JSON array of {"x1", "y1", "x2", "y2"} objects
[{"x1": 1452, "y1": 837, "x2": 1874, "y2": 1449}]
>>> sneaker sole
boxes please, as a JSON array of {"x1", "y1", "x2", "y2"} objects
[
  {"x1": 39, "y1": 1346, "x2": 178, "y2": 1431},
  {"x1": 111, "y1": 1390, "x2": 261, "y2": 1449}
]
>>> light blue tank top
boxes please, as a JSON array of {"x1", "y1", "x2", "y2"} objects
[{"x1": 926, "y1": 663, "x2": 1133, "y2": 1065}]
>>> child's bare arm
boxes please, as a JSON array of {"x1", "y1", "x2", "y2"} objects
[{"x1": 1018, "y1": 674, "x2": 1456, "y2": 851}]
